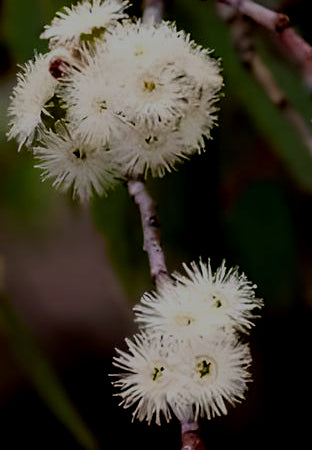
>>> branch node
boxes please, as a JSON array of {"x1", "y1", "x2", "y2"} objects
[
  {"x1": 275, "y1": 13, "x2": 290, "y2": 33},
  {"x1": 149, "y1": 215, "x2": 160, "y2": 228}
]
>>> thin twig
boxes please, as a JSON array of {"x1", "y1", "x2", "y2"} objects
[
  {"x1": 142, "y1": 0, "x2": 165, "y2": 24},
  {"x1": 216, "y1": 3, "x2": 312, "y2": 155},
  {"x1": 127, "y1": 179, "x2": 168, "y2": 287},
  {"x1": 216, "y1": 0, "x2": 312, "y2": 86},
  {"x1": 218, "y1": 0, "x2": 290, "y2": 31}
]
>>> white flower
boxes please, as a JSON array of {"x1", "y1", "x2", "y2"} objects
[
  {"x1": 33, "y1": 125, "x2": 120, "y2": 201},
  {"x1": 113, "y1": 61, "x2": 196, "y2": 128},
  {"x1": 134, "y1": 281, "x2": 222, "y2": 341},
  {"x1": 176, "y1": 89, "x2": 220, "y2": 153},
  {"x1": 104, "y1": 20, "x2": 184, "y2": 70},
  {"x1": 111, "y1": 121, "x2": 189, "y2": 178},
  {"x1": 7, "y1": 53, "x2": 58, "y2": 150},
  {"x1": 179, "y1": 335, "x2": 252, "y2": 420},
  {"x1": 112, "y1": 331, "x2": 252, "y2": 424},
  {"x1": 174, "y1": 259, "x2": 263, "y2": 333},
  {"x1": 112, "y1": 332, "x2": 188, "y2": 425},
  {"x1": 170, "y1": 32, "x2": 223, "y2": 93},
  {"x1": 165, "y1": 32, "x2": 223, "y2": 153},
  {"x1": 40, "y1": 0, "x2": 129, "y2": 47},
  {"x1": 61, "y1": 50, "x2": 125, "y2": 147},
  {"x1": 104, "y1": 19, "x2": 223, "y2": 162},
  {"x1": 134, "y1": 259, "x2": 262, "y2": 336},
  {"x1": 105, "y1": 20, "x2": 222, "y2": 91}
]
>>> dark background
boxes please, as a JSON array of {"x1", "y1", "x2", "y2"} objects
[{"x1": 1, "y1": 0, "x2": 312, "y2": 448}]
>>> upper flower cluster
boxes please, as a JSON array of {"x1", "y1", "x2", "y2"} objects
[
  {"x1": 7, "y1": 0, "x2": 223, "y2": 201},
  {"x1": 112, "y1": 259, "x2": 263, "y2": 425}
]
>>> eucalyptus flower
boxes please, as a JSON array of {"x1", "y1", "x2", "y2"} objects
[
  {"x1": 8, "y1": 2, "x2": 224, "y2": 197},
  {"x1": 7, "y1": 53, "x2": 58, "y2": 150},
  {"x1": 111, "y1": 120, "x2": 190, "y2": 178},
  {"x1": 179, "y1": 334, "x2": 252, "y2": 421},
  {"x1": 61, "y1": 48, "x2": 125, "y2": 147},
  {"x1": 112, "y1": 330, "x2": 252, "y2": 424},
  {"x1": 112, "y1": 332, "x2": 188, "y2": 425},
  {"x1": 135, "y1": 259, "x2": 263, "y2": 336},
  {"x1": 40, "y1": 0, "x2": 130, "y2": 48},
  {"x1": 33, "y1": 125, "x2": 120, "y2": 201}
]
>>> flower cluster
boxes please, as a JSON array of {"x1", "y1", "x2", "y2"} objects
[
  {"x1": 112, "y1": 259, "x2": 263, "y2": 425},
  {"x1": 7, "y1": 0, "x2": 223, "y2": 202}
]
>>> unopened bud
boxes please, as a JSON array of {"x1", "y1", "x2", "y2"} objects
[{"x1": 49, "y1": 57, "x2": 71, "y2": 79}]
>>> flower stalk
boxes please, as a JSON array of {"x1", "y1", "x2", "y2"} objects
[{"x1": 181, "y1": 420, "x2": 206, "y2": 450}]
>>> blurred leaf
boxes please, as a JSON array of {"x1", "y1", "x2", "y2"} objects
[
  {"x1": 2, "y1": 0, "x2": 71, "y2": 62},
  {"x1": 0, "y1": 145, "x2": 59, "y2": 231},
  {"x1": 258, "y1": 38, "x2": 312, "y2": 119},
  {"x1": 92, "y1": 184, "x2": 153, "y2": 300},
  {"x1": 0, "y1": 75, "x2": 58, "y2": 229},
  {"x1": 0, "y1": 293, "x2": 99, "y2": 450},
  {"x1": 223, "y1": 180, "x2": 299, "y2": 309},
  {"x1": 0, "y1": 78, "x2": 11, "y2": 141},
  {"x1": 173, "y1": 0, "x2": 312, "y2": 192},
  {"x1": 92, "y1": 159, "x2": 222, "y2": 300},
  {"x1": 2, "y1": 0, "x2": 47, "y2": 61}
]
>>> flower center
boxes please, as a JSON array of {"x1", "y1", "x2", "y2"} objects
[
  {"x1": 134, "y1": 44, "x2": 145, "y2": 56},
  {"x1": 198, "y1": 359, "x2": 211, "y2": 378},
  {"x1": 143, "y1": 80, "x2": 156, "y2": 92},
  {"x1": 97, "y1": 99, "x2": 107, "y2": 110},
  {"x1": 144, "y1": 135, "x2": 158, "y2": 145},
  {"x1": 73, "y1": 148, "x2": 86, "y2": 160},
  {"x1": 195, "y1": 356, "x2": 217, "y2": 382},
  {"x1": 175, "y1": 314, "x2": 194, "y2": 327},
  {"x1": 151, "y1": 365, "x2": 164, "y2": 382},
  {"x1": 211, "y1": 291, "x2": 227, "y2": 309}
]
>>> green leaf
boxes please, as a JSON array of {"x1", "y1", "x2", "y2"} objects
[
  {"x1": 91, "y1": 184, "x2": 153, "y2": 300},
  {"x1": 2, "y1": 0, "x2": 46, "y2": 61},
  {"x1": 0, "y1": 293, "x2": 99, "y2": 450},
  {"x1": 2, "y1": 0, "x2": 71, "y2": 62},
  {"x1": 223, "y1": 180, "x2": 299, "y2": 310}
]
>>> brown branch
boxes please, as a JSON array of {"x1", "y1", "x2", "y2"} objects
[
  {"x1": 217, "y1": 0, "x2": 312, "y2": 86},
  {"x1": 216, "y1": 3, "x2": 312, "y2": 155},
  {"x1": 218, "y1": 0, "x2": 290, "y2": 31},
  {"x1": 127, "y1": 179, "x2": 168, "y2": 287}
]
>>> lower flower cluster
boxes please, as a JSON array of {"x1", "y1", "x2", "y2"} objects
[{"x1": 111, "y1": 259, "x2": 263, "y2": 425}]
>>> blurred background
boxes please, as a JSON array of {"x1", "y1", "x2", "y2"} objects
[{"x1": 1, "y1": 0, "x2": 312, "y2": 448}]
